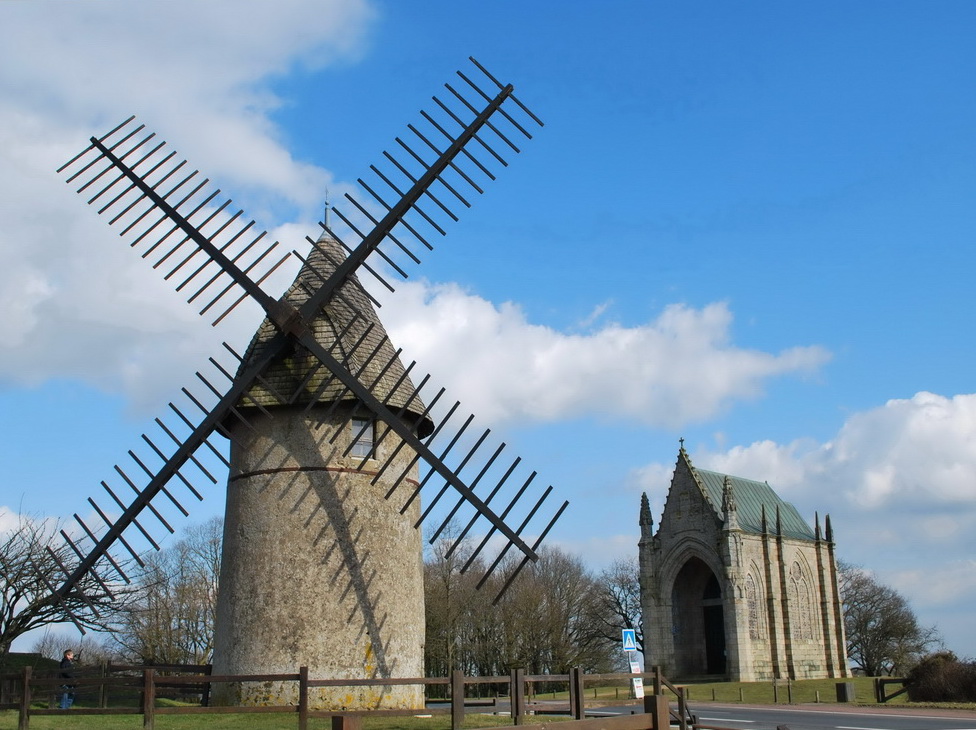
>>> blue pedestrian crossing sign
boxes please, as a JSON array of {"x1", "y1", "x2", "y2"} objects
[{"x1": 621, "y1": 628, "x2": 637, "y2": 652}]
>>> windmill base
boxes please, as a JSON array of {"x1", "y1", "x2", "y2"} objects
[{"x1": 210, "y1": 405, "x2": 427, "y2": 711}]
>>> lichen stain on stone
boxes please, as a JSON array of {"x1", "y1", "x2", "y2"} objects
[
  {"x1": 364, "y1": 638, "x2": 376, "y2": 675},
  {"x1": 246, "y1": 680, "x2": 288, "y2": 706}
]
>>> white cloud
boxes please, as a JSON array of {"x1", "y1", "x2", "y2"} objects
[
  {"x1": 377, "y1": 280, "x2": 830, "y2": 428},
  {"x1": 694, "y1": 392, "x2": 976, "y2": 510},
  {"x1": 0, "y1": 507, "x2": 22, "y2": 535},
  {"x1": 1, "y1": 0, "x2": 373, "y2": 206},
  {"x1": 0, "y1": 0, "x2": 374, "y2": 404},
  {"x1": 832, "y1": 392, "x2": 976, "y2": 507},
  {"x1": 889, "y1": 560, "x2": 976, "y2": 608},
  {"x1": 638, "y1": 392, "x2": 976, "y2": 653},
  {"x1": 1, "y1": 1, "x2": 831, "y2": 429},
  {"x1": 0, "y1": 506, "x2": 60, "y2": 539},
  {"x1": 554, "y1": 532, "x2": 640, "y2": 572}
]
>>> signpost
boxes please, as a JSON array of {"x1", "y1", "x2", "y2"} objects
[
  {"x1": 621, "y1": 629, "x2": 643, "y2": 699},
  {"x1": 621, "y1": 629, "x2": 637, "y2": 652}
]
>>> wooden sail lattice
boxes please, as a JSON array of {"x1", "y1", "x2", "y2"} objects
[{"x1": 49, "y1": 58, "x2": 567, "y2": 627}]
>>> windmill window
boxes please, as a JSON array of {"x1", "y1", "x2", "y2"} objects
[{"x1": 350, "y1": 417, "x2": 375, "y2": 458}]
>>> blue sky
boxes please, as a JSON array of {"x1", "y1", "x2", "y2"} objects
[{"x1": 2, "y1": 1, "x2": 975, "y2": 659}]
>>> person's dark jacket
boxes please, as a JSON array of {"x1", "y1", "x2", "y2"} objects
[{"x1": 59, "y1": 657, "x2": 76, "y2": 684}]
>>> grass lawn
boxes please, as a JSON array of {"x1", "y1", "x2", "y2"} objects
[
  {"x1": 542, "y1": 676, "x2": 881, "y2": 705},
  {"x1": 663, "y1": 676, "x2": 882, "y2": 704},
  {"x1": 540, "y1": 676, "x2": 975, "y2": 711}
]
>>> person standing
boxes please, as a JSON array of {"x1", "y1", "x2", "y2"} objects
[{"x1": 59, "y1": 649, "x2": 78, "y2": 710}]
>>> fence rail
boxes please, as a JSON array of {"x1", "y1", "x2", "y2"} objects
[
  {"x1": 874, "y1": 677, "x2": 907, "y2": 703},
  {"x1": 0, "y1": 663, "x2": 711, "y2": 730}
]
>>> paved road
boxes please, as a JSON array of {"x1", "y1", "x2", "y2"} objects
[{"x1": 590, "y1": 702, "x2": 976, "y2": 730}]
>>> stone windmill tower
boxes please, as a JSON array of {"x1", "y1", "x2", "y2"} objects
[
  {"x1": 49, "y1": 58, "x2": 568, "y2": 710},
  {"x1": 211, "y1": 228, "x2": 434, "y2": 707}
]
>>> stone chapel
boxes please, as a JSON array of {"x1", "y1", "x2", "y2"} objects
[{"x1": 639, "y1": 446, "x2": 849, "y2": 681}]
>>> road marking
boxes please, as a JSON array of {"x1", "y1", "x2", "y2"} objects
[
  {"x1": 814, "y1": 711, "x2": 976, "y2": 720},
  {"x1": 710, "y1": 706, "x2": 976, "y2": 723},
  {"x1": 700, "y1": 719, "x2": 755, "y2": 724},
  {"x1": 837, "y1": 727, "x2": 976, "y2": 730}
]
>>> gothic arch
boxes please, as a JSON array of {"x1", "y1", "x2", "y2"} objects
[
  {"x1": 658, "y1": 539, "x2": 725, "y2": 592},
  {"x1": 667, "y1": 554, "x2": 727, "y2": 676},
  {"x1": 786, "y1": 553, "x2": 818, "y2": 641},
  {"x1": 744, "y1": 567, "x2": 768, "y2": 641}
]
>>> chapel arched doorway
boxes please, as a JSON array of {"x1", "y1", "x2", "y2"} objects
[{"x1": 671, "y1": 557, "x2": 727, "y2": 676}]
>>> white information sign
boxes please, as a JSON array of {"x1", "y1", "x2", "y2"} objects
[{"x1": 629, "y1": 660, "x2": 644, "y2": 698}]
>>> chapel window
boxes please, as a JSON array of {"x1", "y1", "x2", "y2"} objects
[
  {"x1": 789, "y1": 561, "x2": 816, "y2": 640},
  {"x1": 746, "y1": 573, "x2": 763, "y2": 639}
]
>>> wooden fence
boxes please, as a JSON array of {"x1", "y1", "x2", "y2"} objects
[
  {"x1": 0, "y1": 664, "x2": 697, "y2": 730},
  {"x1": 874, "y1": 677, "x2": 908, "y2": 703}
]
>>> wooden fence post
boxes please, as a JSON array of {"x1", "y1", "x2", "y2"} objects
[
  {"x1": 509, "y1": 668, "x2": 525, "y2": 725},
  {"x1": 648, "y1": 694, "x2": 670, "y2": 730},
  {"x1": 568, "y1": 666, "x2": 585, "y2": 720},
  {"x1": 99, "y1": 661, "x2": 107, "y2": 708},
  {"x1": 202, "y1": 664, "x2": 212, "y2": 707},
  {"x1": 18, "y1": 666, "x2": 31, "y2": 730},
  {"x1": 142, "y1": 668, "x2": 155, "y2": 730},
  {"x1": 298, "y1": 666, "x2": 309, "y2": 730},
  {"x1": 677, "y1": 686, "x2": 689, "y2": 730},
  {"x1": 568, "y1": 667, "x2": 578, "y2": 720},
  {"x1": 643, "y1": 666, "x2": 658, "y2": 715},
  {"x1": 451, "y1": 670, "x2": 465, "y2": 730}
]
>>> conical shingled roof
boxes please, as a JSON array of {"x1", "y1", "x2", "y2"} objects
[{"x1": 236, "y1": 230, "x2": 433, "y2": 437}]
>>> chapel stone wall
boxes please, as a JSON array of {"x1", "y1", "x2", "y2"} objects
[{"x1": 640, "y1": 449, "x2": 849, "y2": 683}]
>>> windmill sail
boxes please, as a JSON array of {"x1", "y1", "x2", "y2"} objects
[{"x1": 51, "y1": 58, "x2": 567, "y2": 631}]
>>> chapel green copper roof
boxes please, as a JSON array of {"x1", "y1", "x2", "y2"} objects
[
  {"x1": 235, "y1": 231, "x2": 433, "y2": 437},
  {"x1": 694, "y1": 467, "x2": 817, "y2": 541}
]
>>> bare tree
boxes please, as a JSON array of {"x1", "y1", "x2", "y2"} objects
[
  {"x1": 31, "y1": 628, "x2": 120, "y2": 665},
  {"x1": 113, "y1": 517, "x2": 222, "y2": 665},
  {"x1": 0, "y1": 512, "x2": 138, "y2": 664},
  {"x1": 423, "y1": 524, "x2": 482, "y2": 681},
  {"x1": 29, "y1": 627, "x2": 62, "y2": 661},
  {"x1": 525, "y1": 548, "x2": 617, "y2": 673},
  {"x1": 424, "y1": 540, "x2": 619, "y2": 677},
  {"x1": 839, "y1": 561, "x2": 941, "y2": 676},
  {"x1": 592, "y1": 558, "x2": 643, "y2": 653}
]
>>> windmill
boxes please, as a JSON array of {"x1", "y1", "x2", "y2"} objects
[{"x1": 51, "y1": 58, "x2": 567, "y2": 709}]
